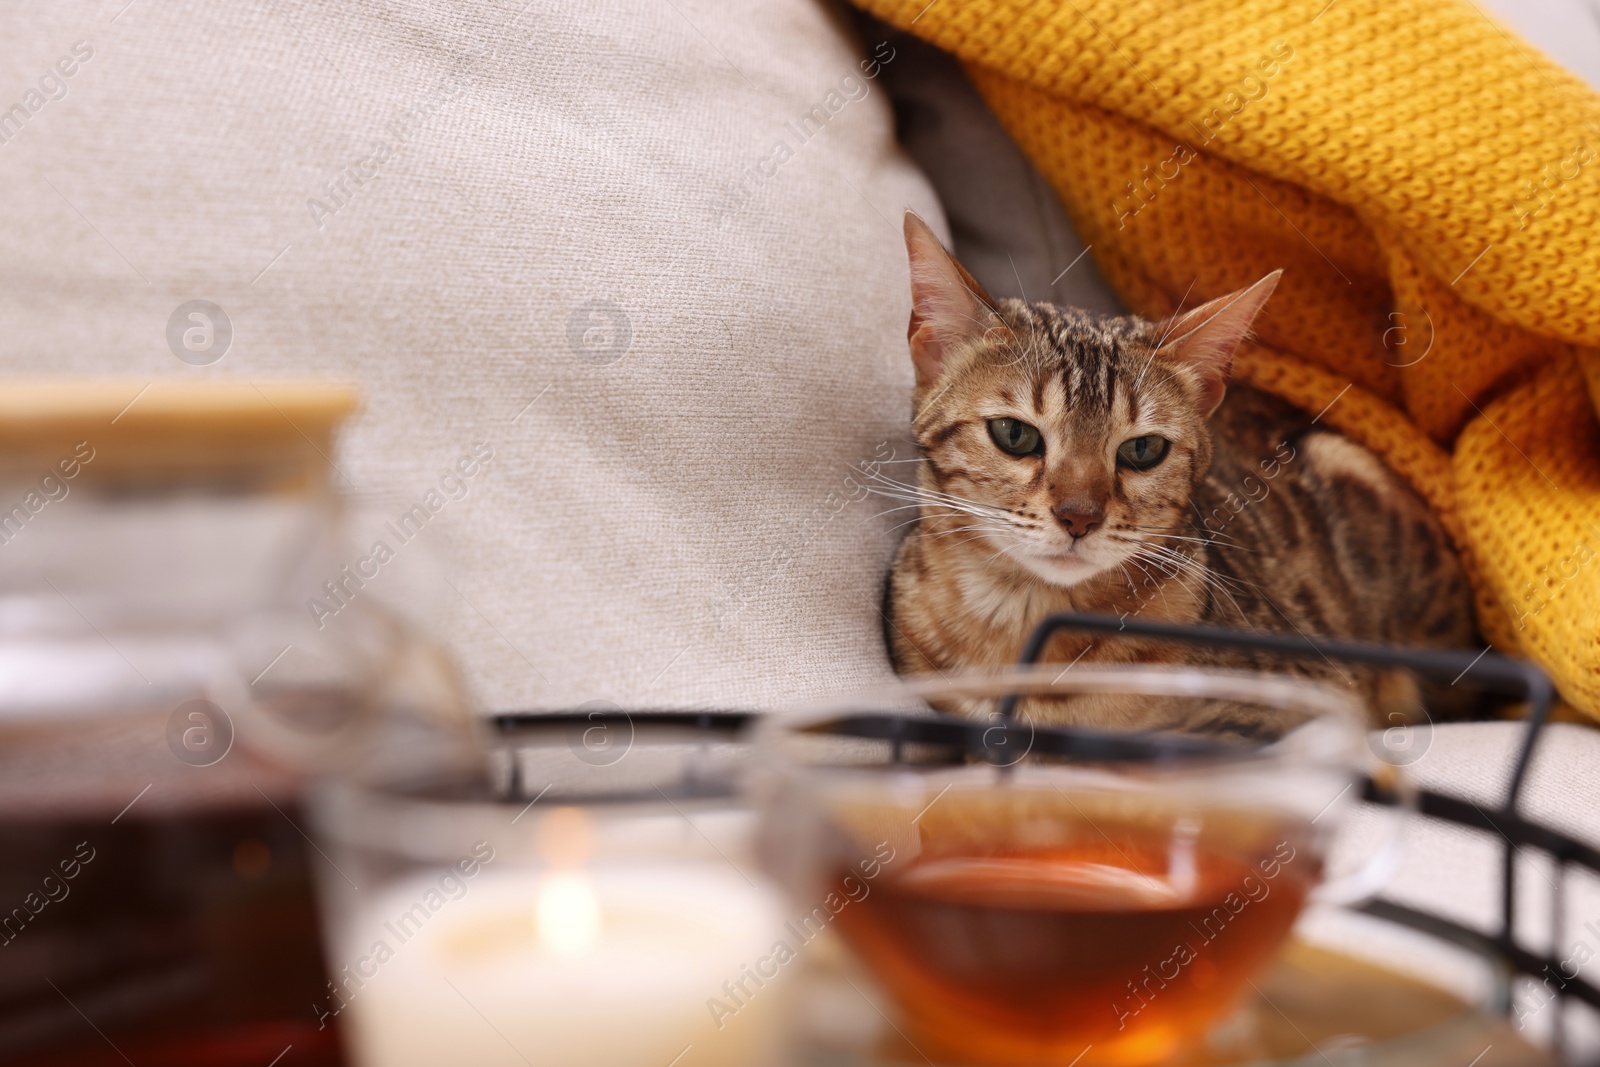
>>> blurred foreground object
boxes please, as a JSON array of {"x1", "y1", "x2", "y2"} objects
[
  {"x1": 309, "y1": 711, "x2": 787, "y2": 1067},
  {"x1": 0, "y1": 381, "x2": 471, "y2": 1064}
]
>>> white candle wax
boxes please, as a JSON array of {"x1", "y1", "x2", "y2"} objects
[{"x1": 338, "y1": 863, "x2": 787, "y2": 1067}]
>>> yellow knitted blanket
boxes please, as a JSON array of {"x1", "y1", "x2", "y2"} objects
[{"x1": 856, "y1": 0, "x2": 1600, "y2": 717}]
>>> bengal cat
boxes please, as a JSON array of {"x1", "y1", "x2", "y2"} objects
[{"x1": 881, "y1": 212, "x2": 1475, "y2": 735}]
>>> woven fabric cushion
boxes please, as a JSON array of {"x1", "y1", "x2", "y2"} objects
[{"x1": 0, "y1": 1, "x2": 941, "y2": 711}]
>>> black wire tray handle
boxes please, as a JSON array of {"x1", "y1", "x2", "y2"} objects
[{"x1": 1012, "y1": 611, "x2": 1597, "y2": 1044}]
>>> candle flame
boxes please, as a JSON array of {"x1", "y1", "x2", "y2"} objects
[{"x1": 536, "y1": 871, "x2": 601, "y2": 957}]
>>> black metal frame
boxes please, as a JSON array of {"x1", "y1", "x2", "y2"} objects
[
  {"x1": 489, "y1": 710, "x2": 754, "y2": 734},
  {"x1": 1009, "y1": 612, "x2": 1598, "y2": 1054},
  {"x1": 489, "y1": 612, "x2": 1598, "y2": 1054}
]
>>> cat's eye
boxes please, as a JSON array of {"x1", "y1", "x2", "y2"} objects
[
  {"x1": 988, "y1": 418, "x2": 1042, "y2": 456},
  {"x1": 1117, "y1": 435, "x2": 1169, "y2": 470}
]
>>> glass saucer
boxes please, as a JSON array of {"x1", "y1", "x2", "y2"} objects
[{"x1": 791, "y1": 939, "x2": 1551, "y2": 1067}]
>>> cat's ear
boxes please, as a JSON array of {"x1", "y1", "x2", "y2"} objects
[
  {"x1": 1155, "y1": 270, "x2": 1282, "y2": 415},
  {"x1": 903, "y1": 211, "x2": 1003, "y2": 386}
]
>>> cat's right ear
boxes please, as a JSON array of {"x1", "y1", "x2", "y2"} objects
[
  {"x1": 903, "y1": 211, "x2": 1003, "y2": 386},
  {"x1": 1154, "y1": 270, "x2": 1282, "y2": 416}
]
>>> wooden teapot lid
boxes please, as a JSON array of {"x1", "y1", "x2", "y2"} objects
[{"x1": 0, "y1": 380, "x2": 360, "y2": 490}]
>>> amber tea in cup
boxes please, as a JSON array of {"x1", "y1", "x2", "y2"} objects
[
  {"x1": 756, "y1": 666, "x2": 1385, "y2": 1067},
  {"x1": 832, "y1": 792, "x2": 1318, "y2": 1065}
]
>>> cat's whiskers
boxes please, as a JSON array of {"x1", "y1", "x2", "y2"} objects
[
  {"x1": 866, "y1": 502, "x2": 974, "y2": 521},
  {"x1": 865, "y1": 506, "x2": 993, "y2": 537},
  {"x1": 1119, "y1": 556, "x2": 1151, "y2": 590},
  {"x1": 1110, "y1": 532, "x2": 1245, "y2": 610},
  {"x1": 1023, "y1": 307, "x2": 1046, "y2": 377},
  {"x1": 927, "y1": 522, "x2": 1029, "y2": 542},
  {"x1": 863, "y1": 477, "x2": 1051, "y2": 562},
  {"x1": 864, "y1": 484, "x2": 1009, "y2": 523},
  {"x1": 861, "y1": 474, "x2": 1035, "y2": 536},
  {"x1": 1129, "y1": 519, "x2": 1252, "y2": 552},
  {"x1": 1136, "y1": 276, "x2": 1200, "y2": 388},
  {"x1": 1129, "y1": 543, "x2": 1251, "y2": 622},
  {"x1": 1148, "y1": 544, "x2": 1253, "y2": 597},
  {"x1": 951, "y1": 532, "x2": 1016, "y2": 554},
  {"x1": 883, "y1": 512, "x2": 973, "y2": 536},
  {"x1": 1150, "y1": 278, "x2": 1200, "y2": 351},
  {"x1": 1121, "y1": 555, "x2": 1177, "y2": 608},
  {"x1": 1126, "y1": 546, "x2": 1221, "y2": 617},
  {"x1": 1136, "y1": 529, "x2": 1262, "y2": 555},
  {"x1": 1125, "y1": 548, "x2": 1224, "y2": 619},
  {"x1": 863, "y1": 468, "x2": 994, "y2": 506},
  {"x1": 929, "y1": 509, "x2": 1054, "y2": 556},
  {"x1": 881, "y1": 513, "x2": 1025, "y2": 543},
  {"x1": 984, "y1": 539, "x2": 1032, "y2": 567}
]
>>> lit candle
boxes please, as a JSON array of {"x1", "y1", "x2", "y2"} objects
[{"x1": 330, "y1": 808, "x2": 789, "y2": 1067}]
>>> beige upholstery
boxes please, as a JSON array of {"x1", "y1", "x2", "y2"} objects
[{"x1": 0, "y1": 0, "x2": 941, "y2": 712}]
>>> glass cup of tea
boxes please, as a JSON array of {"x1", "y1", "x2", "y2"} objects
[{"x1": 753, "y1": 665, "x2": 1401, "y2": 1067}]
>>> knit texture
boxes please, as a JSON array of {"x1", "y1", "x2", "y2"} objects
[{"x1": 854, "y1": 0, "x2": 1600, "y2": 716}]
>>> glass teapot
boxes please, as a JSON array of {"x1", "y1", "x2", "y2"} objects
[{"x1": 0, "y1": 380, "x2": 476, "y2": 1063}]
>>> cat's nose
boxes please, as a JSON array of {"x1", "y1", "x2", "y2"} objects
[{"x1": 1054, "y1": 506, "x2": 1103, "y2": 539}]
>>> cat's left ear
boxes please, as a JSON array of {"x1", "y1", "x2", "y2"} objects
[
  {"x1": 903, "y1": 211, "x2": 1004, "y2": 386},
  {"x1": 1155, "y1": 270, "x2": 1282, "y2": 415}
]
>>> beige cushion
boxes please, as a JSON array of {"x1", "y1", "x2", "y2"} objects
[{"x1": 0, "y1": 0, "x2": 941, "y2": 711}]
